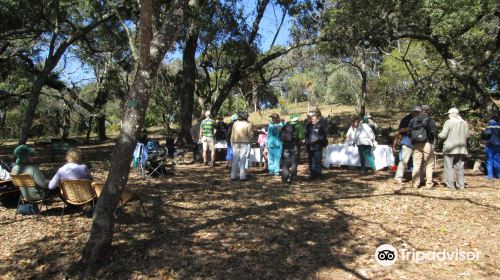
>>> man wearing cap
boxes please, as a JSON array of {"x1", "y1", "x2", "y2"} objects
[
  {"x1": 266, "y1": 113, "x2": 284, "y2": 176},
  {"x1": 394, "y1": 106, "x2": 421, "y2": 183},
  {"x1": 11, "y1": 145, "x2": 50, "y2": 201},
  {"x1": 199, "y1": 111, "x2": 216, "y2": 165},
  {"x1": 438, "y1": 108, "x2": 470, "y2": 190},
  {"x1": 408, "y1": 105, "x2": 438, "y2": 189},
  {"x1": 281, "y1": 114, "x2": 305, "y2": 183}
]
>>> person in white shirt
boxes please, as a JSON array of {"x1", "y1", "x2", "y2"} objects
[
  {"x1": 354, "y1": 117, "x2": 377, "y2": 171},
  {"x1": 345, "y1": 118, "x2": 360, "y2": 146},
  {"x1": 0, "y1": 163, "x2": 11, "y2": 181}
]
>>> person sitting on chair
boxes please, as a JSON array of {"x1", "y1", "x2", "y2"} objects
[
  {"x1": 48, "y1": 148, "x2": 92, "y2": 190},
  {"x1": 0, "y1": 160, "x2": 11, "y2": 181},
  {"x1": 11, "y1": 145, "x2": 53, "y2": 200}
]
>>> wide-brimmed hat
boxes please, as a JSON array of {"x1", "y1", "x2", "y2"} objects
[
  {"x1": 447, "y1": 108, "x2": 459, "y2": 114},
  {"x1": 231, "y1": 114, "x2": 238, "y2": 121},
  {"x1": 289, "y1": 114, "x2": 301, "y2": 122},
  {"x1": 14, "y1": 145, "x2": 35, "y2": 164},
  {"x1": 269, "y1": 113, "x2": 280, "y2": 118}
]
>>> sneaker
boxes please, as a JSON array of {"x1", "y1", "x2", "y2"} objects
[
  {"x1": 394, "y1": 178, "x2": 404, "y2": 184},
  {"x1": 484, "y1": 176, "x2": 494, "y2": 180}
]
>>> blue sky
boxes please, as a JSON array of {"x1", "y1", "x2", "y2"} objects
[{"x1": 58, "y1": 1, "x2": 293, "y2": 86}]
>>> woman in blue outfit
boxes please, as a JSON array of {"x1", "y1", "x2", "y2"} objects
[
  {"x1": 266, "y1": 113, "x2": 283, "y2": 176},
  {"x1": 483, "y1": 114, "x2": 500, "y2": 179}
]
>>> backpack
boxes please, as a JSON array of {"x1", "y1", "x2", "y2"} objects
[
  {"x1": 280, "y1": 123, "x2": 296, "y2": 143},
  {"x1": 410, "y1": 117, "x2": 429, "y2": 143}
]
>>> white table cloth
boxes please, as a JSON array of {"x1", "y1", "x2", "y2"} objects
[
  {"x1": 248, "y1": 147, "x2": 263, "y2": 164},
  {"x1": 214, "y1": 140, "x2": 228, "y2": 149},
  {"x1": 323, "y1": 144, "x2": 395, "y2": 170}
]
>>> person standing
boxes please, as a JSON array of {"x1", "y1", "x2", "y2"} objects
[
  {"x1": 305, "y1": 111, "x2": 328, "y2": 179},
  {"x1": 394, "y1": 106, "x2": 421, "y2": 183},
  {"x1": 257, "y1": 128, "x2": 268, "y2": 169},
  {"x1": 199, "y1": 111, "x2": 216, "y2": 165},
  {"x1": 354, "y1": 118, "x2": 376, "y2": 171},
  {"x1": 482, "y1": 113, "x2": 500, "y2": 179},
  {"x1": 438, "y1": 108, "x2": 469, "y2": 190},
  {"x1": 225, "y1": 114, "x2": 238, "y2": 169},
  {"x1": 281, "y1": 114, "x2": 305, "y2": 183},
  {"x1": 190, "y1": 117, "x2": 202, "y2": 162},
  {"x1": 345, "y1": 118, "x2": 360, "y2": 146},
  {"x1": 230, "y1": 112, "x2": 253, "y2": 181},
  {"x1": 408, "y1": 105, "x2": 438, "y2": 189},
  {"x1": 214, "y1": 115, "x2": 228, "y2": 142},
  {"x1": 266, "y1": 113, "x2": 283, "y2": 176}
]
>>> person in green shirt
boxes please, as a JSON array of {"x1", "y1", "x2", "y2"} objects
[
  {"x1": 281, "y1": 114, "x2": 305, "y2": 183},
  {"x1": 199, "y1": 111, "x2": 216, "y2": 165},
  {"x1": 11, "y1": 145, "x2": 52, "y2": 201}
]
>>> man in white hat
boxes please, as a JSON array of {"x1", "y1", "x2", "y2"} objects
[{"x1": 438, "y1": 108, "x2": 470, "y2": 190}]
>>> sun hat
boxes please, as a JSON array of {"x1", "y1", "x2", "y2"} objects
[
  {"x1": 289, "y1": 114, "x2": 301, "y2": 122},
  {"x1": 14, "y1": 145, "x2": 35, "y2": 164}
]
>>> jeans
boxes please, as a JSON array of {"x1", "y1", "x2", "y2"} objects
[
  {"x1": 443, "y1": 154, "x2": 465, "y2": 189},
  {"x1": 282, "y1": 144, "x2": 299, "y2": 181},
  {"x1": 357, "y1": 145, "x2": 375, "y2": 171},
  {"x1": 231, "y1": 143, "x2": 250, "y2": 180},
  {"x1": 267, "y1": 145, "x2": 282, "y2": 175},
  {"x1": 308, "y1": 148, "x2": 322, "y2": 177},
  {"x1": 395, "y1": 145, "x2": 412, "y2": 179},
  {"x1": 412, "y1": 142, "x2": 435, "y2": 188},
  {"x1": 486, "y1": 145, "x2": 500, "y2": 178}
]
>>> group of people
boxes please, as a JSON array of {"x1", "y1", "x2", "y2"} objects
[
  {"x1": 195, "y1": 110, "x2": 329, "y2": 183},
  {"x1": 0, "y1": 145, "x2": 91, "y2": 202},
  {"x1": 392, "y1": 105, "x2": 499, "y2": 190}
]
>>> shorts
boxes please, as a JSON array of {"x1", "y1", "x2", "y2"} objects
[
  {"x1": 202, "y1": 136, "x2": 215, "y2": 151},
  {"x1": 226, "y1": 146, "x2": 234, "y2": 161}
]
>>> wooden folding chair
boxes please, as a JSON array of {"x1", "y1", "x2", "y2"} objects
[
  {"x1": 91, "y1": 182, "x2": 148, "y2": 219},
  {"x1": 11, "y1": 174, "x2": 53, "y2": 220},
  {"x1": 59, "y1": 179, "x2": 96, "y2": 222}
]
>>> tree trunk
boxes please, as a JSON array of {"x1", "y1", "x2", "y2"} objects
[
  {"x1": 61, "y1": 109, "x2": 70, "y2": 139},
  {"x1": 80, "y1": 0, "x2": 187, "y2": 266},
  {"x1": 18, "y1": 73, "x2": 48, "y2": 144},
  {"x1": 177, "y1": 24, "x2": 199, "y2": 146},
  {"x1": 93, "y1": 89, "x2": 109, "y2": 142},
  {"x1": 359, "y1": 70, "x2": 367, "y2": 117},
  {"x1": 96, "y1": 115, "x2": 107, "y2": 142},
  {"x1": 252, "y1": 83, "x2": 258, "y2": 112}
]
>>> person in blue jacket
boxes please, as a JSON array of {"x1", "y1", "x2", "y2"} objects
[
  {"x1": 483, "y1": 113, "x2": 500, "y2": 179},
  {"x1": 266, "y1": 113, "x2": 284, "y2": 176}
]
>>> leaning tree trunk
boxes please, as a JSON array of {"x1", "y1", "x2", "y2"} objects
[
  {"x1": 177, "y1": 24, "x2": 199, "y2": 146},
  {"x1": 80, "y1": 0, "x2": 187, "y2": 266},
  {"x1": 80, "y1": 0, "x2": 154, "y2": 265},
  {"x1": 18, "y1": 73, "x2": 48, "y2": 144}
]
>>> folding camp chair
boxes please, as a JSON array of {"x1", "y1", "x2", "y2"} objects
[
  {"x1": 11, "y1": 174, "x2": 56, "y2": 220},
  {"x1": 91, "y1": 182, "x2": 148, "y2": 218},
  {"x1": 59, "y1": 179, "x2": 97, "y2": 222}
]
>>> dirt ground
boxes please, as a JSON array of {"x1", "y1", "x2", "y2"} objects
[{"x1": 0, "y1": 140, "x2": 498, "y2": 280}]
